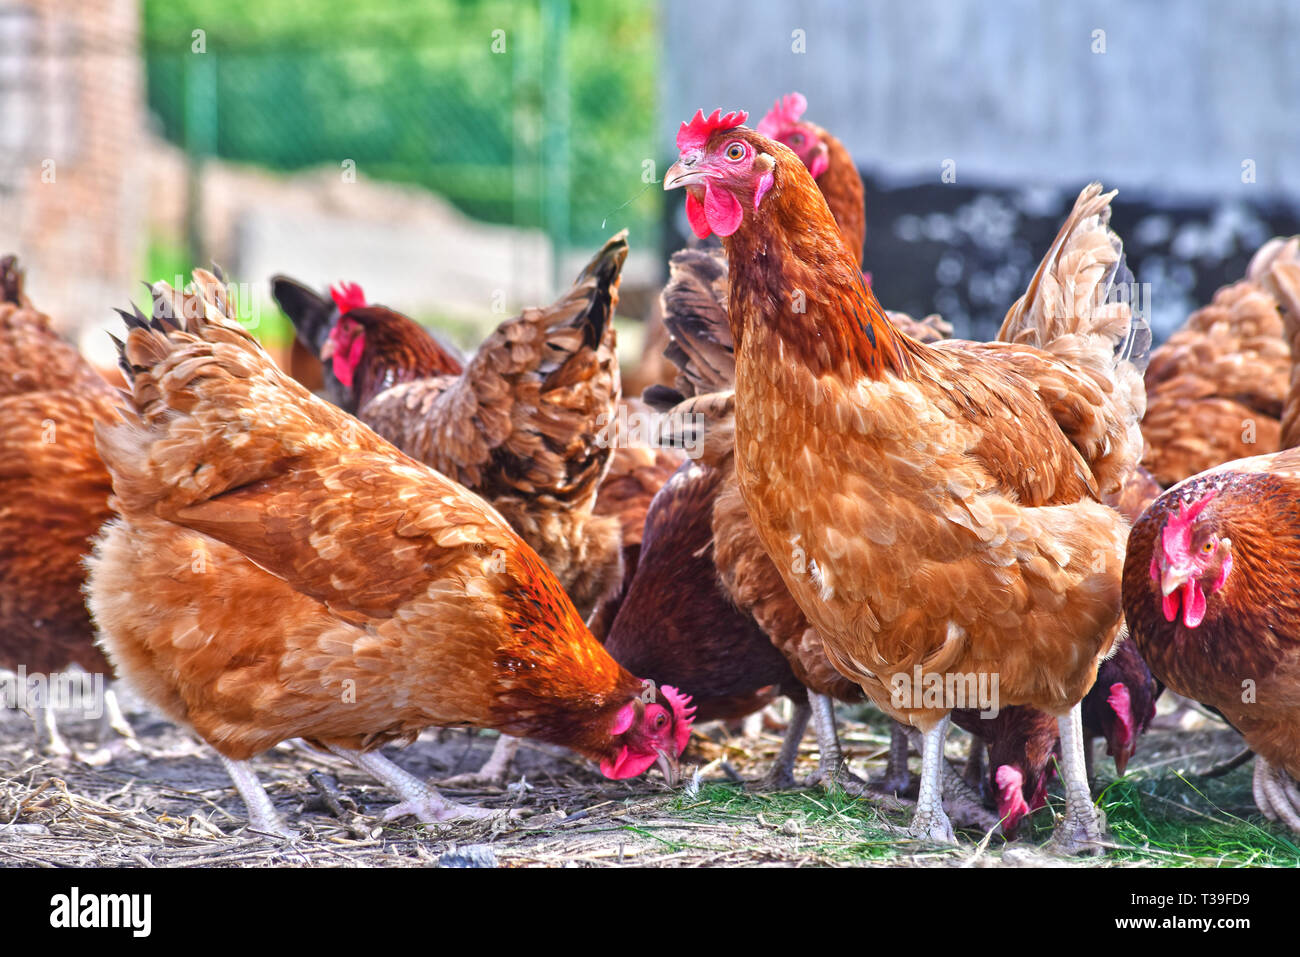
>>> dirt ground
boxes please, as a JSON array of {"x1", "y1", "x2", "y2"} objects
[{"x1": 0, "y1": 689, "x2": 1283, "y2": 869}]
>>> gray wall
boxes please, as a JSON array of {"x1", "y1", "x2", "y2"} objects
[{"x1": 661, "y1": 0, "x2": 1300, "y2": 201}]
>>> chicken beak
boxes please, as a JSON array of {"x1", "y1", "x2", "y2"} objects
[
  {"x1": 664, "y1": 159, "x2": 708, "y2": 191},
  {"x1": 655, "y1": 748, "x2": 681, "y2": 787},
  {"x1": 319, "y1": 337, "x2": 336, "y2": 361},
  {"x1": 1160, "y1": 566, "x2": 1188, "y2": 597}
]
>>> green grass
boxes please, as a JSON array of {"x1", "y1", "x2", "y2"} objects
[
  {"x1": 662, "y1": 733, "x2": 1300, "y2": 867},
  {"x1": 667, "y1": 781, "x2": 951, "y2": 865}
]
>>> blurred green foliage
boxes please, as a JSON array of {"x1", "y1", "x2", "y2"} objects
[{"x1": 141, "y1": 0, "x2": 659, "y2": 248}]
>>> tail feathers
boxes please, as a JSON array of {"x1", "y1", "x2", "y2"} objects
[
  {"x1": 101, "y1": 269, "x2": 366, "y2": 517},
  {"x1": 271, "y1": 274, "x2": 338, "y2": 355},
  {"x1": 1, "y1": 254, "x2": 24, "y2": 305},
  {"x1": 659, "y1": 248, "x2": 735, "y2": 396},
  {"x1": 999, "y1": 182, "x2": 1149, "y2": 379},
  {"x1": 547, "y1": 229, "x2": 628, "y2": 354},
  {"x1": 1258, "y1": 237, "x2": 1300, "y2": 449},
  {"x1": 998, "y1": 183, "x2": 1149, "y2": 495}
]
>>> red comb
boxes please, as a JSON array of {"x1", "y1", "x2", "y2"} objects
[
  {"x1": 330, "y1": 281, "x2": 366, "y2": 314},
  {"x1": 659, "y1": 685, "x2": 696, "y2": 755},
  {"x1": 676, "y1": 108, "x2": 749, "y2": 153},
  {"x1": 1161, "y1": 489, "x2": 1218, "y2": 562},
  {"x1": 757, "y1": 92, "x2": 808, "y2": 137}
]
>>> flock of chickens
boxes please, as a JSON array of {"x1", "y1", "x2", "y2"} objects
[{"x1": 3, "y1": 92, "x2": 1300, "y2": 857}]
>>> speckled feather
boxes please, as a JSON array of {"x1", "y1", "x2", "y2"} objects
[{"x1": 348, "y1": 234, "x2": 629, "y2": 618}]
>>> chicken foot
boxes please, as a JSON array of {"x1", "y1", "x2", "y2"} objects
[
  {"x1": 438, "y1": 734, "x2": 520, "y2": 789},
  {"x1": 77, "y1": 684, "x2": 143, "y2": 766},
  {"x1": 1252, "y1": 756, "x2": 1300, "y2": 833},
  {"x1": 216, "y1": 752, "x2": 299, "y2": 840},
  {"x1": 1047, "y1": 703, "x2": 1106, "y2": 856},
  {"x1": 758, "y1": 698, "x2": 811, "y2": 789},
  {"x1": 31, "y1": 705, "x2": 72, "y2": 759},
  {"x1": 802, "y1": 692, "x2": 876, "y2": 797},
  {"x1": 870, "y1": 722, "x2": 913, "y2": 795},
  {"x1": 329, "y1": 745, "x2": 505, "y2": 824},
  {"x1": 909, "y1": 716, "x2": 957, "y2": 844}
]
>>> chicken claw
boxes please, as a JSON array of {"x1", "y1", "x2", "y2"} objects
[
  {"x1": 757, "y1": 699, "x2": 812, "y2": 790},
  {"x1": 1252, "y1": 756, "x2": 1300, "y2": 833},
  {"x1": 330, "y1": 745, "x2": 515, "y2": 825},
  {"x1": 800, "y1": 693, "x2": 878, "y2": 798},
  {"x1": 32, "y1": 705, "x2": 72, "y2": 759},
  {"x1": 1046, "y1": 704, "x2": 1106, "y2": 856}
]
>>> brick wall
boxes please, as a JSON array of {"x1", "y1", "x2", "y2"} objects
[{"x1": 0, "y1": 0, "x2": 144, "y2": 345}]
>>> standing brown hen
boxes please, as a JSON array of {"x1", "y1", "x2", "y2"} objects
[
  {"x1": 85, "y1": 269, "x2": 694, "y2": 837},
  {"x1": 665, "y1": 110, "x2": 1147, "y2": 853}
]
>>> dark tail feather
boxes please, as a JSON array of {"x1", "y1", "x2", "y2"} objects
[
  {"x1": 271, "y1": 275, "x2": 338, "y2": 356},
  {"x1": 1, "y1": 254, "x2": 23, "y2": 305},
  {"x1": 570, "y1": 230, "x2": 628, "y2": 350}
]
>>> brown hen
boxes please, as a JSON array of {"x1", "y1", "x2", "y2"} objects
[{"x1": 85, "y1": 270, "x2": 695, "y2": 837}]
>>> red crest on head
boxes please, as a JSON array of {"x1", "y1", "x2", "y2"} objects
[
  {"x1": 659, "y1": 684, "x2": 696, "y2": 754},
  {"x1": 330, "y1": 281, "x2": 367, "y2": 314},
  {"x1": 757, "y1": 91, "x2": 808, "y2": 137},
  {"x1": 1161, "y1": 489, "x2": 1218, "y2": 564},
  {"x1": 676, "y1": 108, "x2": 749, "y2": 153}
]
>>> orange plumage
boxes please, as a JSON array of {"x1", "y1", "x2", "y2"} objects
[{"x1": 0, "y1": 256, "x2": 116, "y2": 680}]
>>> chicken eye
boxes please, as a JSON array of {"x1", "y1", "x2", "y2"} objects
[
  {"x1": 790, "y1": 133, "x2": 805, "y2": 146},
  {"x1": 1202, "y1": 540, "x2": 1215, "y2": 553},
  {"x1": 653, "y1": 712, "x2": 667, "y2": 729},
  {"x1": 725, "y1": 142, "x2": 746, "y2": 162}
]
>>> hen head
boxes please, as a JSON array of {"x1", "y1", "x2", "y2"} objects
[
  {"x1": 1149, "y1": 489, "x2": 1234, "y2": 629},
  {"x1": 756, "y1": 92, "x2": 830, "y2": 180},
  {"x1": 599, "y1": 683, "x2": 696, "y2": 784},
  {"x1": 993, "y1": 761, "x2": 1051, "y2": 837},
  {"x1": 665, "y1": 108, "x2": 795, "y2": 239},
  {"x1": 321, "y1": 281, "x2": 369, "y2": 388}
]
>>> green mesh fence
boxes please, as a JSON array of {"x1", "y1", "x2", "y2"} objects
[{"x1": 142, "y1": 0, "x2": 660, "y2": 252}]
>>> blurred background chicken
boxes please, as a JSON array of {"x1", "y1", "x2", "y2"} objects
[{"x1": 0, "y1": 256, "x2": 137, "y2": 761}]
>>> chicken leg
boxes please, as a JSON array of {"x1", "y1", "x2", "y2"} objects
[
  {"x1": 760, "y1": 698, "x2": 810, "y2": 789},
  {"x1": 215, "y1": 752, "x2": 299, "y2": 840},
  {"x1": 909, "y1": 716, "x2": 956, "y2": 844},
  {"x1": 329, "y1": 745, "x2": 504, "y2": 823},
  {"x1": 871, "y1": 722, "x2": 913, "y2": 794},
  {"x1": 1252, "y1": 756, "x2": 1300, "y2": 833},
  {"x1": 1047, "y1": 703, "x2": 1106, "y2": 855},
  {"x1": 438, "y1": 734, "x2": 520, "y2": 789},
  {"x1": 803, "y1": 692, "x2": 872, "y2": 796},
  {"x1": 32, "y1": 705, "x2": 71, "y2": 758}
]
